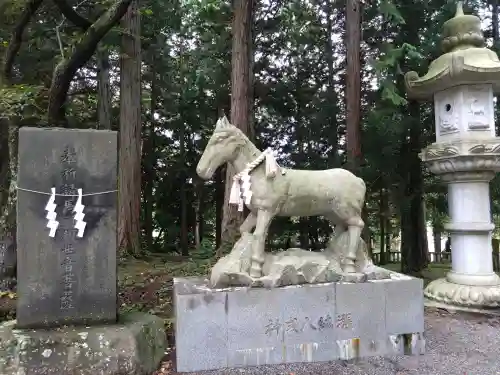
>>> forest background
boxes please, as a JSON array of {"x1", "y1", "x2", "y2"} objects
[{"x1": 0, "y1": 0, "x2": 497, "y2": 278}]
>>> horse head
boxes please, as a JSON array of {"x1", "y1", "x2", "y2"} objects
[{"x1": 196, "y1": 116, "x2": 246, "y2": 179}]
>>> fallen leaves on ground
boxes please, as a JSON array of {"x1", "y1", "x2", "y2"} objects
[
  {"x1": 0, "y1": 293, "x2": 16, "y2": 321},
  {"x1": 118, "y1": 256, "x2": 212, "y2": 320},
  {"x1": 0, "y1": 291, "x2": 16, "y2": 299},
  {"x1": 118, "y1": 256, "x2": 214, "y2": 374},
  {"x1": 152, "y1": 357, "x2": 173, "y2": 375},
  {"x1": 151, "y1": 347, "x2": 178, "y2": 375}
]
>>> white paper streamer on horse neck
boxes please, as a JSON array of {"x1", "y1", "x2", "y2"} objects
[
  {"x1": 228, "y1": 149, "x2": 277, "y2": 212},
  {"x1": 45, "y1": 187, "x2": 59, "y2": 238},
  {"x1": 229, "y1": 176, "x2": 241, "y2": 206},
  {"x1": 73, "y1": 188, "x2": 87, "y2": 238},
  {"x1": 240, "y1": 174, "x2": 252, "y2": 206}
]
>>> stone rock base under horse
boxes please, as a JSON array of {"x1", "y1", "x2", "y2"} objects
[
  {"x1": 174, "y1": 271, "x2": 425, "y2": 373},
  {"x1": 210, "y1": 233, "x2": 390, "y2": 288},
  {"x1": 0, "y1": 312, "x2": 166, "y2": 375}
]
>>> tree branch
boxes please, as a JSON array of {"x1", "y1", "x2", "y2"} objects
[
  {"x1": 52, "y1": 0, "x2": 92, "y2": 30},
  {"x1": 2, "y1": 0, "x2": 44, "y2": 82},
  {"x1": 48, "y1": 0, "x2": 133, "y2": 126}
]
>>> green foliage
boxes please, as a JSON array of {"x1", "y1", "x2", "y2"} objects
[
  {"x1": 1, "y1": 0, "x2": 498, "y2": 262},
  {"x1": 190, "y1": 238, "x2": 217, "y2": 259},
  {"x1": 0, "y1": 85, "x2": 45, "y2": 121},
  {"x1": 378, "y1": 0, "x2": 405, "y2": 24}
]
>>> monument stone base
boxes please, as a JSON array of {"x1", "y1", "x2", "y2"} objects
[
  {"x1": 0, "y1": 312, "x2": 167, "y2": 375},
  {"x1": 174, "y1": 268, "x2": 425, "y2": 373}
]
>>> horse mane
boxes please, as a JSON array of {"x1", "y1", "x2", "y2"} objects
[{"x1": 215, "y1": 123, "x2": 260, "y2": 157}]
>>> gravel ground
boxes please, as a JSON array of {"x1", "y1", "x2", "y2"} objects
[{"x1": 170, "y1": 308, "x2": 500, "y2": 375}]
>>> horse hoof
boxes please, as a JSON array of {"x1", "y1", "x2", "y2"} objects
[
  {"x1": 343, "y1": 264, "x2": 357, "y2": 273},
  {"x1": 249, "y1": 267, "x2": 262, "y2": 278}
]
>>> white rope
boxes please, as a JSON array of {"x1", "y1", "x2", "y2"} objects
[
  {"x1": 16, "y1": 185, "x2": 117, "y2": 197},
  {"x1": 229, "y1": 148, "x2": 284, "y2": 211},
  {"x1": 17, "y1": 185, "x2": 116, "y2": 238}
]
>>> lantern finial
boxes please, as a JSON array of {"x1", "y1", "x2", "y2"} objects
[{"x1": 441, "y1": 1, "x2": 483, "y2": 53}]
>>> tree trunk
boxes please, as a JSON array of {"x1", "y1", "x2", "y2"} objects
[
  {"x1": 142, "y1": 48, "x2": 158, "y2": 252},
  {"x1": 215, "y1": 166, "x2": 224, "y2": 250},
  {"x1": 308, "y1": 217, "x2": 319, "y2": 250},
  {"x1": 324, "y1": 0, "x2": 339, "y2": 167},
  {"x1": 179, "y1": 124, "x2": 189, "y2": 256},
  {"x1": 432, "y1": 225, "x2": 441, "y2": 262},
  {"x1": 97, "y1": 47, "x2": 112, "y2": 130},
  {"x1": 433, "y1": 226, "x2": 441, "y2": 254},
  {"x1": 3, "y1": 128, "x2": 18, "y2": 238},
  {"x1": 218, "y1": 0, "x2": 254, "y2": 254},
  {"x1": 493, "y1": 0, "x2": 499, "y2": 48},
  {"x1": 0, "y1": 126, "x2": 19, "y2": 245},
  {"x1": 0, "y1": 121, "x2": 10, "y2": 230},
  {"x1": 345, "y1": 0, "x2": 370, "y2": 247},
  {"x1": 445, "y1": 237, "x2": 451, "y2": 252},
  {"x1": 400, "y1": 101, "x2": 429, "y2": 275},
  {"x1": 195, "y1": 216, "x2": 201, "y2": 250},
  {"x1": 194, "y1": 180, "x2": 204, "y2": 249},
  {"x1": 299, "y1": 218, "x2": 309, "y2": 250},
  {"x1": 492, "y1": 0, "x2": 499, "y2": 136},
  {"x1": 384, "y1": 214, "x2": 391, "y2": 258},
  {"x1": 378, "y1": 188, "x2": 386, "y2": 265},
  {"x1": 345, "y1": 0, "x2": 361, "y2": 171},
  {"x1": 400, "y1": 199, "x2": 429, "y2": 274},
  {"x1": 118, "y1": 0, "x2": 142, "y2": 256}
]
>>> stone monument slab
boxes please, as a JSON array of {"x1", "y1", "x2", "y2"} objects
[
  {"x1": 16, "y1": 127, "x2": 118, "y2": 328},
  {"x1": 174, "y1": 268, "x2": 425, "y2": 373}
]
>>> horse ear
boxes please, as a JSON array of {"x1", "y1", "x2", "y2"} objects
[
  {"x1": 216, "y1": 115, "x2": 231, "y2": 129},
  {"x1": 221, "y1": 115, "x2": 231, "y2": 127},
  {"x1": 216, "y1": 116, "x2": 227, "y2": 129}
]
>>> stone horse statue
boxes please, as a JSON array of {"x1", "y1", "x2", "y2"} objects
[{"x1": 196, "y1": 116, "x2": 370, "y2": 284}]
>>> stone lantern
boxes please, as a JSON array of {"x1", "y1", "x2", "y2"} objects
[{"x1": 405, "y1": 1, "x2": 500, "y2": 309}]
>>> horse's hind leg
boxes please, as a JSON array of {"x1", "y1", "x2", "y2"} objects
[
  {"x1": 324, "y1": 215, "x2": 345, "y2": 255},
  {"x1": 344, "y1": 216, "x2": 364, "y2": 273}
]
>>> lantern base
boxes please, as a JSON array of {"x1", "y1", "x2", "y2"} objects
[{"x1": 425, "y1": 277, "x2": 500, "y2": 308}]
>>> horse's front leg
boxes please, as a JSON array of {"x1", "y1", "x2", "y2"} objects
[
  {"x1": 240, "y1": 211, "x2": 257, "y2": 235},
  {"x1": 249, "y1": 209, "x2": 274, "y2": 278}
]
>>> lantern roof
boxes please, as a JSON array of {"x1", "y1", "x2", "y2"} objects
[{"x1": 405, "y1": 2, "x2": 500, "y2": 100}]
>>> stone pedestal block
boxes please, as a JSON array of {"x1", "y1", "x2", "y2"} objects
[
  {"x1": 0, "y1": 313, "x2": 167, "y2": 375},
  {"x1": 174, "y1": 268, "x2": 425, "y2": 373}
]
